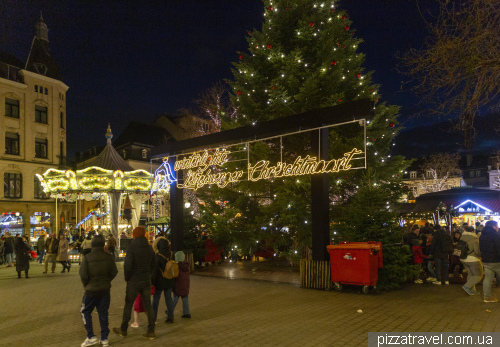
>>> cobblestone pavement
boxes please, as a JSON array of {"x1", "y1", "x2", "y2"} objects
[{"x1": 2, "y1": 262, "x2": 500, "y2": 347}]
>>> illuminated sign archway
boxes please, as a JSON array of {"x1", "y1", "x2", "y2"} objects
[{"x1": 151, "y1": 120, "x2": 366, "y2": 191}]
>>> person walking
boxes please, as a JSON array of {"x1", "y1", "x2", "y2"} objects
[
  {"x1": 76, "y1": 234, "x2": 85, "y2": 266},
  {"x1": 107, "y1": 233, "x2": 117, "y2": 259},
  {"x1": 37, "y1": 234, "x2": 46, "y2": 264},
  {"x1": 43, "y1": 234, "x2": 59, "y2": 274},
  {"x1": 14, "y1": 236, "x2": 30, "y2": 279},
  {"x1": 58, "y1": 233, "x2": 71, "y2": 273},
  {"x1": 113, "y1": 227, "x2": 156, "y2": 340},
  {"x1": 79, "y1": 234, "x2": 118, "y2": 347},
  {"x1": 151, "y1": 237, "x2": 175, "y2": 323},
  {"x1": 428, "y1": 224, "x2": 453, "y2": 285},
  {"x1": 460, "y1": 226, "x2": 482, "y2": 295},
  {"x1": 172, "y1": 251, "x2": 191, "y2": 319},
  {"x1": 0, "y1": 236, "x2": 5, "y2": 265},
  {"x1": 4, "y1": 233, "x2": 14, "y2": 267},
  {"x1": 480, "y1": 220, "x2": 500, "y2": 302}
]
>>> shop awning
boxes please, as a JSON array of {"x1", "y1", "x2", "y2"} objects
[{"x1": 397, "y1": 202, "x2": 440, "y2": 214}]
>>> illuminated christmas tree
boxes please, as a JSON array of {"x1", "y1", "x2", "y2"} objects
[{"x1": 195, "y1": 0, "x2": 411, "y2": 285}]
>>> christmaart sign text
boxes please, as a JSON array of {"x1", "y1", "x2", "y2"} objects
[{"x1": 171, "y1": 148, "x2": 362, "y2": 190}]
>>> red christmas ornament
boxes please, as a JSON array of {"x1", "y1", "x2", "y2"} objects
[
  {"x1": 342, "y1": 16, "x2": 347, "y2": 20},
  {"x1": 247, "y1": 31, "x2": 251, "y2": 34},
  {"x1": 268, "y1": 6, "x2": 273, "y2": 11},
  {"x1": 96, "y1": 217, "x2": 100, "y2": 221},
  {"x1": 371, "y1": 89, "x2": 373, "y2": 92},
  {"x1": 91, "y1": 211, "x2": 95, "y2": 215},
  {"x1": 267, "y1": 44, "x2": 272, "y2": 49},
  {"x1": 372, "y1": 138, "x2": 376, "y2": 141},
  {"x1": 338, "y1": 99, "x2": 342, "y2": 102},
  {"x1": 309, "y1": 22, "x2": 315, "y2": 27},
  {"x1": 389, "y1": 122, "x2": 395, "y2": 128},
  {"x1": 331, "y1": 9, "x2": 335, "y2": 12},
  {"x1": 237, "y1": 91, "x2": 242, "y2": 95},
  {"x1": 342, "y1": 45, "x2": 346, "y2": 48},
  {"x1": 286, "y1": 7, "x2": 289, "y2": 10},
  {"x1": 239, "y1": 55, "x2": 243, "y2": 60},
  {"x1": 356, "y1": 73, "x2": 361, "y2": 78},
  {"x1": 344, "y1": 26, "x2": 349, "y2": 31},
  {"x1": 344, "y1": 176, "x2": 348, "y2": 179},
  {"x1": 331, "y1": 61, "x2": 337, "y2": 66},
  {"x1": 272, "y1": 86, "x2": 276, "y2": 89}
]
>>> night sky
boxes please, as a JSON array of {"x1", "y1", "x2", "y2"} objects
[{"x1": 1, "y1": 0, "x2": 498, "y2": 159}]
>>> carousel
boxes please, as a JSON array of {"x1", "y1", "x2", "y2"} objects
[{"x1": 36, "y1": 125, "x2": 170, "y2": 238}]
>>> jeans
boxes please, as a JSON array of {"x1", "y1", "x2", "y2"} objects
[
  {"x1": 44, "y1": 253, "x2": 57, "y2": 272},
  {"x1": 427, "y1": 260, "x2": 436, "y2": 278},
  {"x1": 152, "y1": 288, "x2": 174, "y2": 319},
  {"x1": 462, "y1": 259, "x2": 483, "y2": 291},
  {"x1": 37, "y1": 249, "x2": 45, "y2": 264},
  {"x1": 172, "y1": 294, "x2": 190, "y2": 316},
  {"x1": 434, "y1": 257, "x2": 449, "y2": 282},
  {"x1": 121, "y1": 281, "x2": 155, "y2": 332},
  {"x1": 6, "y1": 253, "x2": 13, "y2": 266},
  {"x1": 81, "y1": 293, "x2": 110, "y2": 340},
  {"x1": 483, "y1": 263, "x2": 500, "y2": 299}
]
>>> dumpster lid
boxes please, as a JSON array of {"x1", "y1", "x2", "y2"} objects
[{"x1": 327, "y1": 244, "x2": 381, "y2": 250}]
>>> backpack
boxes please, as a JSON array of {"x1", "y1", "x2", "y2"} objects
[
  {"x1": 159, "y1": 254, "x2": 179, "y2": 279},
  {"x1": 453, "y1": 240, "x2": 470, "y2": 260},
  {"x1": 440, "y1": 233, "x2": 454, "y2": 254}
]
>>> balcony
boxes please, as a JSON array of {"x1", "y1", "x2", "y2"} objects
[{"x1": 0, "y1": 62, "x2": 24, "y2": 83}]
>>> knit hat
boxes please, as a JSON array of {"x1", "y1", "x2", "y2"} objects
[
  {"x1": 175, "y1": 251, "x2": 185, "y2": 262},
  {"x1": 132, "y1": 227, "x2": 146, "y2": 238}
]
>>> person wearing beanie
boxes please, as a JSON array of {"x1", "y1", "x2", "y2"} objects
[
  {"x1": 411, "y1": 239, "x2": 427, "y2": 284},
  {"x1": 173, "y1": 251, "x2": 191, "y2": 319},
  {"x1": 113, "y1": 227, "x2": 156, "y2": 340},
  {"x1": 151, "y1": 237, "x2": 175, "y2": 323},
  {"x1": 79, "y1": 234, "x2": 118, "y2": 347}
]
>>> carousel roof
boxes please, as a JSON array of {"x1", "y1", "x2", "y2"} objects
[{"x1": 82, "y1": 125, "x2": 134, "y2": 171}]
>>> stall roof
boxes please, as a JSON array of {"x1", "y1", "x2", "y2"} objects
[{"x1": 147, "y1": 216, "x2": 170, "y2": 225}]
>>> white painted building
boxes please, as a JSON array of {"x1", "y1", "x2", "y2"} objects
[{"x1": 0, "y1": 15, "x2": 73, "y2": 237}]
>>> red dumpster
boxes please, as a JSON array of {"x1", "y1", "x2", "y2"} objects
[{"x1": 327, "y1": 241, "x2": 383, "y2": 294}]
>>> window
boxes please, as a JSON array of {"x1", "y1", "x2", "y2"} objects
[
  {"x1": 470, "y1": 171, "x2": 474, "y2": 178},
  {"x1": 35, "y1": 105, "x2": 47, "y2": 123},
  {"x1": 59, "y1": 141, "x2": 64, "y2": 165},
  {"x1": 203, "y1": 123, "x2": 209, "y2": 132},
  {"x1": 34, "y1": 85, "x2": 38, "y2": 92},
  {"x1": 476, "y1": 170, "x2": 481, "y2": 177},
  {"x1": 4, "y1": 173, "x2": 22, "y2": 198},
  {"x1": 5, "y1": 132, "x2": 19, "y2": 155},
  {"x1": 142, "y1": 149, "x2": 147, "y2": 159},
  {"x1": 35, "y1": 138, "x2": 47, "y2": 158},
  {"x1": 122, "y1": 150, "x2": 126, "y2": 159},
  {"x1": 34, "y1": 176, "x2": 47, "y2": 199},
  {"x1": 5, "y1": 98, "x2": 19, "y2": 118},
  {"x1": 60, "y1": 111, "x2": 64, "y2": 128},
  {"x1": 410, "y1": 171, "x2": 417, "y2": 179},
  {"x1": 426, "y1": 170, "x2": 433, "y2": 178},
  {"x1": 44, "y1": 87, "x2": 48, "y2": 95}
]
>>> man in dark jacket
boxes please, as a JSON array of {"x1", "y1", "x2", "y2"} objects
[
  {"x1": 79, "y1": 235, "x2": 118, "y2": 347},
  {"x1": 43, "y1": 234, "x2": 59, "y2": 274},
  {"x1": 4, "y1": 233, "x2": 14, "y2": 267},
  {"x1": 37, "y1": 235, "x2": 45, "y2": 264},
  {"x1": 428, "y1": 224, "x2": 453, "y2": 285},
  {"x1": 151, "y1": 237, "x2": 175, "y2": 323},
  {"x1": 479, "y1": 220, "x2": 500, "y2": 302},
  {"x1": 113, "y1": 227, "x2": 156, "y2": 340}
]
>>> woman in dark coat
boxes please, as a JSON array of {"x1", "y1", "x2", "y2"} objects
[
  {"x1": 15, "y1": 237, "x2": 30, "y2": 279},
  {"x1": 151, "y1": 237, "x2": 175, "y2": 323}
]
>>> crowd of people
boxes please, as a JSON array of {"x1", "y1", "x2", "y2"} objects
[
  {"x1": 407, "y1": 220, "x2": 500, "y2": 303},
  {"x1": 80, "y1": 226, "x2": 191, "y2": 347}
]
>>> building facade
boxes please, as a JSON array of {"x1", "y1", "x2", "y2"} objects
[{"x1": 0, "y1": 15, "x2": 73, "y2": 238}]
